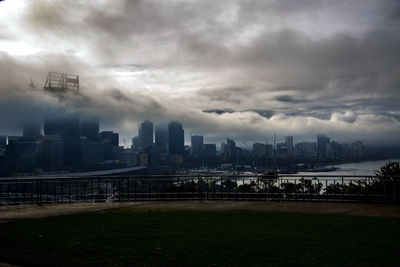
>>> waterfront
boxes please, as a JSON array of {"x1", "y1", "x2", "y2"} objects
[{"x1": 297, "y1": 159, "x2": 400, "y2": 177}]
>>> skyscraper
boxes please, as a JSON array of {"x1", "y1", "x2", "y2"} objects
[
  {"x1": 100, "y1": 131, "x2": 119, "y2": 160},
  {"x1": 139, "y1": 121, "x2": 153, "y2": 150},
  {"x1": 168, "y1": 121, "x2": 184, "y2": 155},
  {"x1": 131, "y1": 136, "x2": 140, "y2": 151},
  {"x1": 80, "y1": 116, "x2": 99, "y2": 141},
  {"x1": 191, "y1": 135, "x2": 203, "y2": 156},
  {"x1": 23, "y1": 120, "x2": 41, "y2": 137},
  {"x1": 44, "y1": 114, "x2": 81, "y2": 168},
  {"x1": 155, "y1": 125, "x2": 168, "y2": 153},
  {"x1": 99, "y1": 131, "x2": 119, "y2": 147},
  {"x1": 42, "y1": 72, "x2": 82, "y2": 169},
  {"x1": 253, "y1": 143, "x2": 267, "y2": 158},
  {"x1": 0, "y1": 136, "x2": 6, "y2": 150},
  {"x1": 317, "y1": 134, "x2": 331, "y2": 158},
  {"x1": 225, "y1": 138, "x2": 237, "y2": 164},
  {"x1": 202, "y1": 144, "x2": 216, "y2": 158},
  {"x1": 285, "y1": 136, "x2": 294, "y2": 154}
]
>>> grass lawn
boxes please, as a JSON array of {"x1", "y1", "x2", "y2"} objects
[{"x1": 0, "y1": 208, "x2": 400, "y2": 266}]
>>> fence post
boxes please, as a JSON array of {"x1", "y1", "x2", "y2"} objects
[
  {"x1": 61, "y1": 179, "x2": 64, "y2": 203},
  {"x1": 38, "y1": 180, "x2": 42, "y2": 205},
  {"x1": 149, "y1": 179, "x2": 151, "y2": 201},
  {"x1": 83, "y1": 181, "x2": 86, "y2": 202},
  {"x1": 91, "y1": 180, "x2": 94, "y2": 202},
  {"x1": 221, "y1": 176, "x2": 223, "y2": 200},
  {"x1": 341, "y1": 177, "x2": 344, "y2": 202},
  {"x1": 206, "y1": 178, "x2": 209, "y2": 200},
  {"x1": 134, "y1": 178, "x2": 137, "y2": 201},
  {"x1": 15, "y1": 180, "x2": 18, "y2": 205},
  {"x1": 199, "y1": 176, "x2": 202, "y2": 201},
  {"x1": 393, "y1": 180, "x2": 396, "y2": 204},
  {"x1": 120, "y1": 177, "x2": 123, "y2": 202}
]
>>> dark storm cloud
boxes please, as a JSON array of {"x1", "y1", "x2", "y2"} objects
[
  {"x1": 1, "y1": 0, "x2": 400, "y2": 144},
  {"x1": 274, "y1": 95, "x2": 309, "y2": 104}
]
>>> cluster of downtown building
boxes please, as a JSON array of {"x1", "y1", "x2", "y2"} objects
[
  {"x1": 0, "y1": 117, "x2": 374, "y2": 176},
  {"x1": 0, "y1": 72, "x2": 378, "y2": 177}
]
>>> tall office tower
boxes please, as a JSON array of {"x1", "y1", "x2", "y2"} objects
[
  {"x1": 139, "y1": 121, "x2": 153, "y2": 150},
  {"x1": 43, "y1": 72, "x2": 81, "y2": 142},
  {"x1": 100, "y1": 131, "x2": 119, "y2": 161},
  {"x1": 266, "y1": 144, "x2": 273, "y2": 158},
  {"x1": 155, "y1": 125, "x2": 168, "y2": 153},
  {"x1": 44, "y1": 114, "x2": 80, "y2": 142},
  {"x1": 23, "y1": 120, "x2": 41, "y2": 137},
  {"x1": 225, "y1": 138, "x2": 237, "y2": 162},
  {"x1": 221, "y1": 142, "x2": 227, "y2": 156},
  {"x1": 191, "y1": 135, "x2": 203, "y2": 156},
  {"x1": 40, "y1": 135, "x2": 64, "y2": 171},
  {"x1": 44, "y1": 114, "x2": 81, "y2": 168},
  {"x1": 351, "y1": 141, "x2": 364, "y2": 158},
  {"x1": 43, "y1": 72, "x2": 81, "y2": 168},
  {"x1": 99, "y1": 131, "x2": 119, "y2": 147},
  {"x1": 23, "y1": 79, "x2": 41, "y2": 138},
  {"x1": 131, "y1": 136, "x2": 140, "y2": 151},
  {"x1": 296, "y1": 142, "x2": 317, "y2": 157},
  {"x1": 202, "y1": 144, "x2": 216, "y2": 158},
  {"x1": 80, "y1": 116, "x2": 99, "y2": 141},
  {"x1": 168, "y1": 121, "x2": 184, "y2": 155},
  {"x1": 253, "y1": 143, "x2": 267, "y2": 158},
  {"x1": 80, "y1": 139, "x2": 104, "y2": 165},
  {"x1": 317, "y1": 134, "x2": 331, "y2": 158},
  {"x1": 0, "y1": 136, "x2": 7, "y2": 150},
  {"x1": 7, "y1": 135, "x2": 64, "y2": 173},
  {"x1": 285, "y1": 136, "x2": 294, "y2": 154}
]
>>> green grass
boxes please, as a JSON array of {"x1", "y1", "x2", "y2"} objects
[{"x1": 0, "y1": 209, "x2": 400, "y2": 266}]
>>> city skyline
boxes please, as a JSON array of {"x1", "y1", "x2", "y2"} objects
[
  {"x1": 0, "y1": 0, "x2": 400, "y2": 146},
  {"x1": 1, "y1": 2, "x2": 399, "y2": 266}
]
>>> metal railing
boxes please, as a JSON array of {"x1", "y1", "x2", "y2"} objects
[{"x1": 0, "y1": 175, "x2": 399, "y2": 205}]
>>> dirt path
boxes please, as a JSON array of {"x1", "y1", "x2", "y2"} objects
[{"x1": 1, "y1": 201, "x2": 400, "y2": 223}]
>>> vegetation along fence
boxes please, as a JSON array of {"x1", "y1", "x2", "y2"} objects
[{"x1": 0, "y1": 175, "x2": 399, "y2": 205}]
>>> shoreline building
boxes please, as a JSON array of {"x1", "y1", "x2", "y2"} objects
[
  {"x1": 139, "y1": 121, "x2": 153, "y2": 150},
  {"x1": 168, "y1": 121, "x2": 184, "y2": 166}
]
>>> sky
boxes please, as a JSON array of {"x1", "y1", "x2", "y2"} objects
[{"x1": 0, "y1": 0, "x2": 400, "y2": 146}]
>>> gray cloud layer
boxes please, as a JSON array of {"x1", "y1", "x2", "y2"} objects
[{"x1": 0, "y1": 0, "x2": 400, "y2": 145}]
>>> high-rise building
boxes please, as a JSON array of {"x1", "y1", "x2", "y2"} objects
[
  {"x1": 221, "y1": 142, "x2": 227, "y2": 155},
  {"x1": 23, "y1": 120, "x2": 41, "y2": 137},
  {"x1": 80, "y1": 116, "x2": 99, "y2": 141},
  {"x1": 100, "y1": 131, "x2": 119, "y2": 147},
  {"x1": 0, "y1": 136, "x2": 6, "y2": 150},
  {"x1": 41, "y1": 135, "x2": 64, "y2": 171},
  {"x1": 44, "y1": 114, "x2": 80, "y2": 142},
  {"x1": 131, "y1": 136, "x2": 140, "y2": 151},
  {"x1": 317, "y1": 134, "x2": 330, "y2": 158},
  {"x1": 203, "y1": 144, "x2": 216, "y2": 158},
  {"x1": 266, "y1": 144, "x2": 273, "y2": 158},
  {"x1": 43, "y1": 72, "x2": 81, "y2": 168},
  {"x1": 155, "y1": 125, "x2": 168, "y2": 153},
  {"x1": 225, "y1": 138, "x2": 237, "y2": 163},
  {"x1": 285, "y1": 136, "x2": 294, "y2": 154},
  {"x1": 330, "y1": 141, "x2": 342, "y2": 159},
  {"x1": 100, "y1": 131, "x2": 119, "y2": 161},
  {"x1": 7, "y1": 135, "x2": 64, "y2": 173},
  {"x1": 253, "y1": 143, "x2": 267, "y2": 158},
  {"x1": 80, "y1": 139, "x2": 104, "y2": 165},
  {"x1": 118, "y1": 148, "x2": 137, "y2": 167},
  {"x1": 296, "y1": 142, "x2": 317, "y2": 157},
  {"x1": 168, "y1": 121, "x2": 184, "y2": 155},
  {"x1": 44, "y1": 114, "x2": 81, "y2": 168},
  {"x1": 191, "y1": 135, "x2": 203, "y2": 156},
  {"x1": 351, "y1": 141, "x2": 365, "y2": 158},
  {"x1": 139, "y1": 121, "x2": 153, "y2": 150}
]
